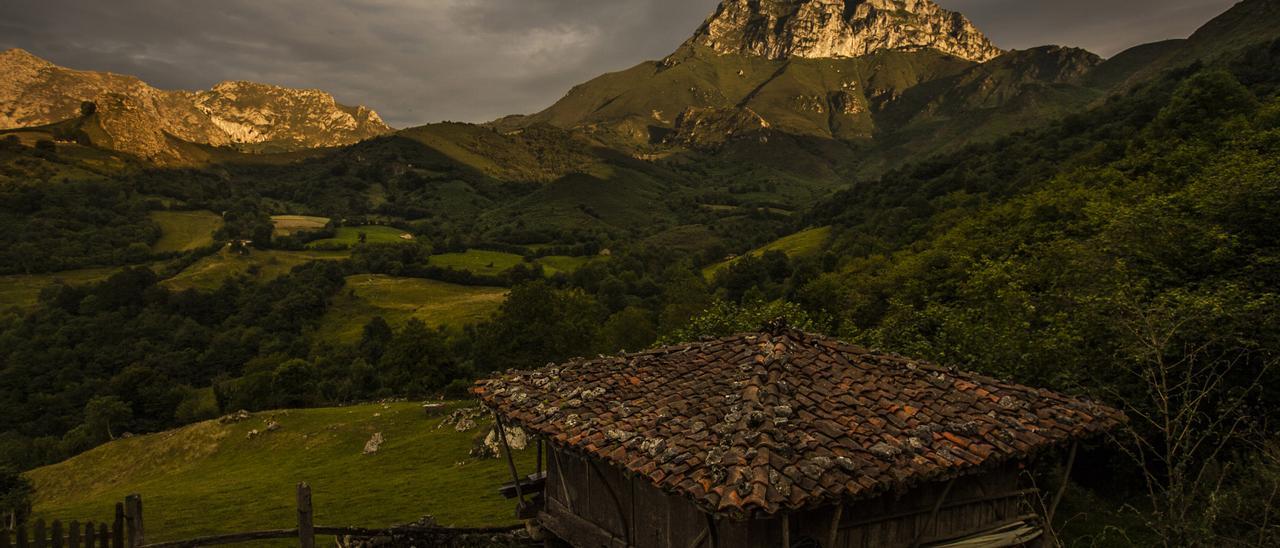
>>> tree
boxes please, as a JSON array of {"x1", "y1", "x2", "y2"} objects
[
  {"x1": 1109, "y1": 293, "x2": 1274, "y2": 546},
  {"x1": 359, "y1": 316, "x2": 393, "y2": 364},
  {"x1": 598, "y1": 306, "x2": 657, "y2": 353},
  {"x1": 82, "y1": 396, "x2": 132, "y2": 441},
  {"x1": 0, "y1": 467, "x2": 34, "y2": 528}
]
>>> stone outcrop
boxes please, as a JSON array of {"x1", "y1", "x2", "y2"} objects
[
  {"x1": 689, "y1": 0, "x2": 1002, "y2": 63},
  {"x1": 0, "y1": 48, "x2": 392, "y2": 162}
]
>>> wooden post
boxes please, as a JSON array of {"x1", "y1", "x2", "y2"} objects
[
  {"x1": 703, "y1": 513, "x2": 718, "y2": 548},
  {"x1": 97, "y1": 523, "x2": 108, "y2": 548},
  {"x1": 826, "y1": 504, "x2": 843, "y2": 548},
  {"x1": 15, "y1": 522, "x2": 26, "y2": 548},
  {"x1": 68, "y1": 521, "x2": 80, "y2": 548},
  {"x1": 83, "y1": 523, "x2": 94, "y2": 548},
  {"x1": 32, "y1": 519, "x2": 44, "y2": 548},
  {"x1": 535, "y1": 438, "x2": 544, "y2": 475},
  {"x1": 111, "y1": 504, "x2": 123, "y2": 548},
  {"x1": 780, "y1": 512, "x2": 790, "y2": 548},
  {"x1": 1047, "y1": 442, "x2": 1079, "y2": 524},
  {"x1": 911, "y1": 478, "x2": 955, "y2": 548},
  {"x1": 296, "y1": 483, "x2": 315, "y2": 548},
  {"x1": 131, "y1": 497, "x2": 143, "y2": 548},
  {"x1": 49, "y1": 521, "x2": 61, "y2": 548},
  {"x1": 122, "y1": 497, "x2": 136, "y2": 548}
]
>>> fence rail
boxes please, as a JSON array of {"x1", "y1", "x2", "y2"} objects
[{"x1": 1, "y1": 483, "x2": 524, "y2": 548}]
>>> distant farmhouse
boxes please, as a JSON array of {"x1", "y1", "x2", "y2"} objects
[{"x1": 477, "y1": 323, "x2": 1124, "y2": 548}]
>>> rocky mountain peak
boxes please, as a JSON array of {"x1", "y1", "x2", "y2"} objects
[
  {"x1": 0, "y1": 50, "x2": 392, "y2": 163},
  {"x1": 1, "y1": 48, "x2": 54, "y2": 68},
  {"x1": 690, "y1": 0, "x2": 1003, "y2": 63}
]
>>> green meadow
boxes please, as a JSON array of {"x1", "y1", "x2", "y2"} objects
[{"x1": 27, "y1": 402, "x2": 535, "y2": 543}]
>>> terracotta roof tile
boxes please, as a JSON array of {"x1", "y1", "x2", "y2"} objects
[{"x1": 475, "y1": 326, "x2": 1125, "y2": 518}]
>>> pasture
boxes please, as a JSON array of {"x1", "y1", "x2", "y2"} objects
[
  {"x1": 306, "y1": 226, "x2": 413, "y2": 248},
  {"x1": 270, "y1": 215, "x2": 331, "y2": 237},
  {"x1": 317, "y1": 275, "x2": 508, "y2": 341},
  {"x1": 162, "y1": 248, "x2": 349, "y2": 291},
  {"x1": 703, "y1": 225, "x2": 833, "y2": 279},
  {"x1": 150, "y1": 210, "x2": 224, "y2": 253},
  {"x1": 27, "y1": 402, "x2": 535, "y2": 543}
]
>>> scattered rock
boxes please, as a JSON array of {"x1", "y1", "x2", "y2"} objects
[
  {"x1": 478, "y1": 425, "x2": 528, "y2": 458},
  {"x1": 363, "y1": 432, "x2": 384, "y2": 455},
  {"x1": 246, "y1": 429, "x2": 260, "y2": 439},
  {"x1": 265, "y1": 420, "x2": 281, "y2": 432},
  {"x1": 219, "y1": 410, "x2": 252, "y2": 424},
  {"x1": 438, "y1": 407, "x2": 485, "y2": 432}
]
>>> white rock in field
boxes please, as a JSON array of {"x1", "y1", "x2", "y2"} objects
[{"x1": 363, "y1": 432, "x2": 384, "y2": 455}]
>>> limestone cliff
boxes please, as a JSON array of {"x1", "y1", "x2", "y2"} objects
[
  {"x1": 689, "y1": 0, "x2": 1002, "y2": 63},
  {"x1": 0, "y1": 48, "x2": 392, "y2": 162}
]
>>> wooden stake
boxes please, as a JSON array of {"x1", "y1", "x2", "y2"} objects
[
  {"x1": 49, "y1": 521, "x2": 61, "y2": 548},
  {"x1": 31, "y1": 519, "x2": 43, "y2": 548},
  {"x1": 68, "y1": 521, "x2": 80, "y2": 548},
  {"x1": 297, "y1": 483, "x2": 315, "y2": 548},
  {"x1": 111, "y1": 504, "x2": 123, "y2": 548}
]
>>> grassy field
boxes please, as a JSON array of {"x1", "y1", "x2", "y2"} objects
[
  {"x1": 703, "y1": 226, "x2": 833, "y2": 279},
  {"x1": 429, "y1": 250, "x2": 527, "y2": 277},
  {"x1": 0, "y1": 267, "x2": 121, "y2": 310},
  {"x1": 318, "y1": 276, "x2": 508, "y2": 342},
  {"x1": 426, "y1": 250, "x2": 599, "y2": 278},
  {"x1": 306, "y1": 226, "x2": 413, "y2": 248},
  {"x1": 270, "y1": 215, "x2": 330, "y2": 237},
  {"x1": 150, "y1": 210, "x2": 224, "y2": 253},
  {"x1": 162, "y1": 248, "x2": 349, "y2": 291},
  {"x1": 27, "y1": 402, "x2": 535, "y2": 543},
  {"x1": 536, "y1": 255, "x2": 597, "y2": 277}
]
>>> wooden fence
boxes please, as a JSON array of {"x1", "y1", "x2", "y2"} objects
[{"x1": 1, "y1": 484, "x2": 525, "y2": 548}]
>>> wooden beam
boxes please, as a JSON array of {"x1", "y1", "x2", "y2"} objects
[
  {"x1": 549, "y1": 448, "x2": 574, "y2": 513},
  {"x1": 140, "y1": 530, "x2": 299, "y2": 548},
  {"x1": 493, "y1": 414, "x2": 526, "y2": 506},
  {"x1": 916, "y1": 514, "x2": 1040, "y2": 546},
  {"x1": 1047, "y1": 442, "x2": 1078, "y2": 524},
  {"x1": 826, "y1": 504, "x2": 843, "y2": 548},
  {"x1": 780, "y1": 512, "x2": 791, "y2": 548},
  {"x1": 703, "y1": 513, "x2": 719, "y2": 548},
  {"x1": 687, "y1": 528, "x2": 708, "y2": 548},
  {"x1": 911, "y1": 478, "x2": 955, "y2": 548},
  {"x1": 839, "y1": 488, "x2": 1042, "y2": 530},
  {"x1": 587, "y1": 459, "x2": 631, "y2": 546},
  {"x1": 538, "y1": 503, "x2": 627, "y2": 548}
]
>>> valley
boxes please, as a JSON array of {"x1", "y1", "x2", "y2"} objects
[{"x1": 1, "y1": 0, "x2": 1279, "y2": 545}]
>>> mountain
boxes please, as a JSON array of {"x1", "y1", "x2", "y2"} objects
[
  {"x1": 690, "y1": 0, "x2": 1002, "y2": 63},
  {"x1": 0, "y1": 48, "x2": 392, "y2": 163},
  {"x1": 512, "y1": 0, "x2": 1099, "y2": 181}
]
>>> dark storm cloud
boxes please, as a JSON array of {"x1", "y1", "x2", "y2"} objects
[
  {"x1": 0, "y1": 0, "x2": 1241, "y2": 128},
  {"x1": 938, "y1": 0, "x2": 1239, "y2": 56}
]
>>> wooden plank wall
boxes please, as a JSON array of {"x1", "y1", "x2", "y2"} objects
[{"x1": 546, "y1": 448, "x2": 1034, "y2": 548}]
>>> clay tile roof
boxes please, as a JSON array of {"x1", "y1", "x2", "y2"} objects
[{"x1": 474, "y1": 325, "x2": 1125, "y2": 519}]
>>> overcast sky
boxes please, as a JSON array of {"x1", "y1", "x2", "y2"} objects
[{"x1": 0, "y1": 0, "x2": 1240, "y2": 128}]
